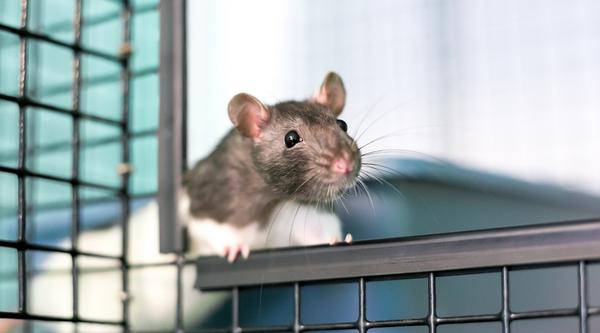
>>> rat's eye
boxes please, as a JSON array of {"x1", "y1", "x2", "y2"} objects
[
  {"x1": 284, "y1": 130, "x2": 302, "y2": 148},
  {"x1": 336, "y1": 119, "x2": 348, "y2": 132}
]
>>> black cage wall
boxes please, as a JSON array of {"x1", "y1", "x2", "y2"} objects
[{"x1": 0, "y1": 0, "x2": 160, "y2": 331}]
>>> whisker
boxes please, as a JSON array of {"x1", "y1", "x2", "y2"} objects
[
  {"x1": 360, "y1": 168, "x2": 409, "y2": 202},
  {"x1": 352, "y1": 97, "x2": 420, "y2": 142},
  {"x1": 264, "y1": 200, "x2": 290, "y2": 248},
  {"x1": 337, "y1": 197, "x2": 350, "y2": 215},
  {"x1": 362, "y1": 162, "x2": 407, "y2": 177},
  {"x1": 288, "y1": 202, "x2": 303, "y2": 245},
  {"x1": 361, "y1": 162, "x2": 443, "y2": 227},
  {"x1": 354, "y1": 106, "x2": 393, "y2": 143},
  {"x1": 292, "y1": 174, "x2": 318, "y2": 196},
  {"x1": 351, "y1": 97, "x2": 384, "y2": 139},
  {"x1": 264, "y1": 171, "x2": 317, "y2": 248},
  {"x1": 361, "y1": 148, "x2": 447, "y2": 165},
  {"x1": 356, "y1": 177, "x2": 376, "y2": 217},
  {"x1": 357, "y1": 125, "x2": 439, "y2": 151}
]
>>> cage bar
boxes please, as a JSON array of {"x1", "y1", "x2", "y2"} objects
[
  {"x1": 70, "y1": 0, "x2": 83, "y2": 324},
  {"x1": 158, "y1": 0, "x2": 188, "y2": 254},
  {"x1": 120, "y1": 0, "x2": 132, "y2": 330},
  {"x1": 16, "y1": 0, "x2": 30, "y2": 316}
]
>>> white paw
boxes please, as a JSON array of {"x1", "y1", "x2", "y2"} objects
[
  {"x1": 344, "y1": 233, "x2": 353, "y2": 243},
  {"x1": 219, "y1": 242, "x2": 250, "y2": 263},
  {"x1": 328, "y1": 233, "x2": 353, "y2": 246}
]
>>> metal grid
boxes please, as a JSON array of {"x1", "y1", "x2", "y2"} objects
[
  {"x1": 192, "y1": 220, "x2": 600, "y2": 333},
  {"x1": 208, "y1": 264, "x2": 599, "y2": 333},
  {"x1": 0, "y1": 0, "x2": 133, "y2": 330}
]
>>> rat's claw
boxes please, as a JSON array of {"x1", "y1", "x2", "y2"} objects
[
  {"x1": 329, "y1": 236, "x2": 338, "y2": 246},
  {"x1": 227, "y1": 247, "x2": 238, "y2": 263},
  {"x1": 241, "y1": 244, "x2": 250, "y2": 259},
  {"x1": 223, "y1": 243, "x2": 251, "y2": 263},
  {"x1": 344, "y1": 233, "x2": 353, "y2": 243}
]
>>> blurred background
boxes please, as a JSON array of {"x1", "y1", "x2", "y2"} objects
[
  {"x1": 188, "y1": 0, "x2": 600, "y2": 197},
  {"x1": 0, "y1": 0, "x2": 599, "y2": 332}
]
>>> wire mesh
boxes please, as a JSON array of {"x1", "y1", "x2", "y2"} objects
[
  {"x1": 189, "y1": 261, "x2": 599, "y2": 333},
  {"x1": 0, "y1": 0, "x2": 160, "y2": 331}
]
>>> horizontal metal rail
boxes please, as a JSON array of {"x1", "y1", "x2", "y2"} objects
[
  {"x1": 0, "y1": 239, "x2": 122, "y2": 260},
  {"x1": 0, "y1": 165, "x2": 122, "y2": 193},
  {"x1": 195, "y1": 218, "x2": 600, "y2": 290},
  {"x1": 0, "y1": 93, "x2": 124, "y2": 127},
  {"x1": 0, "y1": 311, "x2": 123, "y2": 326},
  {"x1": 184, "y1": 307, "x2": 600, "y2": 333},
  {"x1": 0, "y1": 23, "x2": 123, "y2": 63}
]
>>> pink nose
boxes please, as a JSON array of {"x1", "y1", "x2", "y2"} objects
[{"x1": 333, "y1": 158, "x2": 353, "y2": 175}]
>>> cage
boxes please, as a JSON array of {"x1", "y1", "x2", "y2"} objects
[{"x1": 1, "y1": 1, "x2": 600, "y2": 333}]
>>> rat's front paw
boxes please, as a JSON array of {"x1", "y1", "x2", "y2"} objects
[
  {"x1": 328, "y1": 233, "x2": 353, "y2": 245},
  {"x1": 219, "y1": 242, "x2": 250, "y2": 263}
]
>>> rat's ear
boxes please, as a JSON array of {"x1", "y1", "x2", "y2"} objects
[
  {"x1": 228, "y1": 93, "x2": 270, "y2": 139},
  {"x1": 313, "y1": 72, "x2": 346, "y2": 116}
]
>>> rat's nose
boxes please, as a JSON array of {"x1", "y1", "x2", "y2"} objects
[{"x1": 332, "y1": 157, "x2": 353, "y2": 175}]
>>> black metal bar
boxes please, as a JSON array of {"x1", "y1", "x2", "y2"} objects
[
  {"x1": 1, "y1": 264, "x2": 123, "y2": 279},
  {"x1": 16, "y1": 0, "x2": 30, "y2": 316},
  {"x1": 579, "y1": 261, "x2": 588, "y2": 333},
  {"x1": 589, "y1": 307, "x2": 600, "y2": 316},
  {"x1": 0, "y1": 165, "x2": 122, "y2": 192},
  {"x1": 358, "y1": 278, "x2": 366, "y2": 333},
  {"x1": 119, "y1": 1, "x2": 132, "y2": 331},
  {"x1": 195, "y1": 219, "x2": 600, "y2": 290},
  {"x1": 0, "y1": 311, "x2": 124, "y2": 326},
  {"x1": 510, "y1": 308, "x2": 578, "y2": 320},
  {"x1": 0, "y1": 22, "x2": 123, "y2": 63},
  {"x1": 294, "y1": 282, "x2": 301, "y2": 333},
  {"x1": 0, "y1": 239, "x2": 123, "y2": 260},
  {"x1": 158, "y1": 0, "x2": 187, "y2": 253},
  {"x1": 71, "y1": 0, "x2": 83, "y2": 324},
  {"x1": 367, "y1": 318, "x2": 427, "y2": 328},
  {"x1": 0, "y1": 93, "x2": 125, "y2": 127},
  {"x1": 301, "y1": 322, "x2": 356, "y2": 331},
  {"x1": 501, "y1": 266, "x2": 510, "y2": 333},
  {"x1": 428, "y1": 273, "x2": 436, "y2": 333},
  {"x1": 175, "y1": 255, "x2": 184, "y2": 333},
  {"x1": 232, "y1": 287, "x2": 240, "y2": 333},
  {"x1": 436, "y1": 314, "x2": 499, "y2": 324}
]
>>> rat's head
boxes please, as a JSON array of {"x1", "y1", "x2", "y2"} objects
[{"x1": 227, "y1": 72, "x2": 361, "y2": 203}]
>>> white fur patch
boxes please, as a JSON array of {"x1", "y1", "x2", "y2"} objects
[{"x1": 180, "y1": 191, "x2": 343, "y2": 253}]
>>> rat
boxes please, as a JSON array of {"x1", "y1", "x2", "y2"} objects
[{"x1": 181, "y1": 72, "x2": 361, "y2": 262}]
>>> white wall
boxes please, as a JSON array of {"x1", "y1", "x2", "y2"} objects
[{"x1": 187, "y1": 0, "x2": 600, "y2": 195}]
